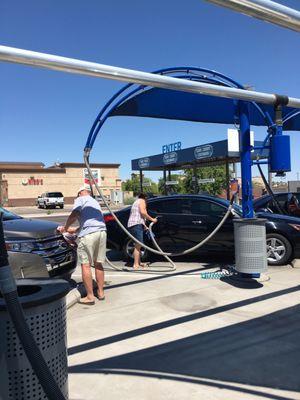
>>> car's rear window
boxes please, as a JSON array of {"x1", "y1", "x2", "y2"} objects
[
  {"x1": 48, "y1": 192, "x2": 63, "y2": 198},
  {"x1": 0, "y1": 207, "x2": 22, "y2": 221}
]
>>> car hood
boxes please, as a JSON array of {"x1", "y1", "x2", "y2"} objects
[
  {"x1": 257, "y1": 211, "x2": 300, "y2": 224},
  {"x1": 3, "y1": 218, "x2": 59, "y2": 240}
]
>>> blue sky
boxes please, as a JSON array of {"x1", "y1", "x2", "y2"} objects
[{"x1": 1, "y1": 0, "x2": 300, "y2": 182}]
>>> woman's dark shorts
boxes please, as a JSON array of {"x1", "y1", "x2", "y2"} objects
[{"x1": 128, "y1": 224, "x2": 144, "y2": 244}]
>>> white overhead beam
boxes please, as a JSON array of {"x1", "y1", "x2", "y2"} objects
[
  {"x1": 205, "y1": 0, "x2": 300, "y2": 32},
  {"x1": 0, "y1": 45, "x2": 300, "y2": 108}
]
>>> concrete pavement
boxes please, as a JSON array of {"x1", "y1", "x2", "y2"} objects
[
  {"x1": 67, "y1": 261, "x2": 300, "y2": 400},
  {"x1": 6, "y1": 204, "x2": 124, "y2": 219}
]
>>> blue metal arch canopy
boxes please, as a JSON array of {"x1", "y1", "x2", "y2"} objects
[
  {"x1": 110, "y1": 87, "x2": 299, "y2": 130},
  {"x1": 85, "y1": 66, "x2": 300, "y2": 151}
]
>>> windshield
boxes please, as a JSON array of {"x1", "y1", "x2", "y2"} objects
[
  {"x1": 48, "y1": 192, "x2": 63, "y2": 198},
  {"x1": 0, "y1": 207, "x2": 22, "y2": 221}
]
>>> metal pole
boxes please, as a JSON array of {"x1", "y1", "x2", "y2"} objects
[
  {"x1": 226, "y1": 161, "x2": 230, "y2": 200},
  {"x1": 239, "y1": 101, "x2": 254, "y2": 218},
  {"x1": 163, "y1": 169, "x2": 167, "y2": 195},
  {"x1": 205, "y1": 0, "x2": 300, "y2": 32},
  {"x1": 139, "y1": 170, "x2": 143, "y2": 193},
  {"x1": 1, "y1": 46, "x2": 300, "y2": 108},
  {"x1": 193, "y1": 165, "x2": 198, "y2": 194}
]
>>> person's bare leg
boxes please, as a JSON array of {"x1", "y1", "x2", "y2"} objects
[
  {"x1": 81, "y1": 263, "x2": 95, "y2": 302},
  {"x1": 95, "y1": 262, "x2": 105, "y2": 298},
  {"x1": 133, "y1": 244, "x2": 141, "y2": 269}
]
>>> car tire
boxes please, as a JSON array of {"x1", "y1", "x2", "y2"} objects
[
  {"x1": 122, "y1": 238, "x2": 148, "y2": 262},
  {"x1": 60, "y1": 205, "x2": 64, "y2": 209},
  {"x1": 266, "y1": 233, "x2": 292, "y2": 266}
]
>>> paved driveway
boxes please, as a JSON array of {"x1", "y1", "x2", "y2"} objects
[{"x1": 67, "y1": 260, "x2": 300, "y2": 400}]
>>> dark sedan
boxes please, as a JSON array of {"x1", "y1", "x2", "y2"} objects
[
  {"x1": 254, "y1": 192, "x2": 300, "y2": 217},
  {"x1": 104, "y1": 195, "x2": 300, "y2": 266},
  {"x1": 1, "y1": 207, "x2": 77, "y2": 279}
]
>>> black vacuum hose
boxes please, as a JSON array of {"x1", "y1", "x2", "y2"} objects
[
  {"x1": 0, "y1": 214, "x2": 66, "y2": 400},
  {"x1": 257, "y1": 164, "x2": 287, "y2": 215}
]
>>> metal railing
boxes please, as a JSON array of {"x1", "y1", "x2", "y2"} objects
[
  {"x1": 205, "y1": 0, "x2": 300, "y2": 32},
  {"x1": 1, "y1": 45, "x2": 300, "y2": 108}
]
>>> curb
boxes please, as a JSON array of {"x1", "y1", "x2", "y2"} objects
[
  {"x1": 23, "y1": 212, "x2": 70, "y2": 219},
  {"x1": 290, "y1": 258, "x2": 300, "y2": 269},
  {"x1": 66, "y1": 287, "x2": 82, "y2": 309},
  {"x1": 66, "y1": 280, "x2": 110, "y2": 309}
]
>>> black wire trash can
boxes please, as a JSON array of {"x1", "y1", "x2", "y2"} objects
[{"x1": 0, "y1": 279, "x2": 69, "y2": 400}]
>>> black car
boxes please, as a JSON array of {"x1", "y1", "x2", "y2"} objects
[
  {"x1": 104, "y1": 195, "x2": 300, "y2": 266},
  {"x1": 254, "y1": 192, "x2": 300, "y2": 218},
  {"x1": 1, "y1": 207, "x2": 76, "y2": 279}
]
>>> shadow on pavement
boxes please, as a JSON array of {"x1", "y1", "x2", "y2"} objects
[
  {"x1": 68, "y1": 284, "x2": 299, "y2": 355},
  {"x1": 69, "y1": 303, "x2": 300, "y2": 398}
]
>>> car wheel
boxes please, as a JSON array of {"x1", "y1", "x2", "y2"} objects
[
  {"x1": 266, "y1": 233, "x2": 292, "y2": 265},
  {"x1": 60, "y1": 205, "x2": 64, "y2": 209},
  {"x1": 122, "y1": 238, "x2": 148, "y2": 262}
]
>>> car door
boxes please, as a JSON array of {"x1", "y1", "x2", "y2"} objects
[
  {"x1": 147, "y1": 198, "x2": 182, "y2": 252},
  {"x1": 190, "y1": 199, "x2": 234, "y2": 252},
  {"x1": 148, "y1": 197, "x2": 212, "y2": 253}
]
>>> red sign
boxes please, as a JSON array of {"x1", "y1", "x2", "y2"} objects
[{"x1": 22, "y1": 177, "x2": 43, "y2": 186}]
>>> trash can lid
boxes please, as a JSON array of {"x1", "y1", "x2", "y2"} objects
[
  {"x1": 0, "y1": 278, "x2": 70, "y2": 311},
  {"x1": 233, "y1": 217, "x2": 267, "y2": 224}
]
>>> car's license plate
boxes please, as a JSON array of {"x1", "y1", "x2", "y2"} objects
[{"x1": 47, "y1": 253, "x2": 75, "y2": 271}]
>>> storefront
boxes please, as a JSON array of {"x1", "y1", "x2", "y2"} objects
[{"x1": 0, "y1": 162, "x2": 121, "y2": 206}]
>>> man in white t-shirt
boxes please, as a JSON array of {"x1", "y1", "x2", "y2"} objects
[{"x1": 58, "y1": 186, "x2": 106, "y2": 305}]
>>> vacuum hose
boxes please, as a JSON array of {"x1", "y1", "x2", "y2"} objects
[
  {"x1": 257, "y1": 163, "x2": 287, "y2": 215},
  {"x1": 0, "y1": 214, "x2": 66, "y2": 400}
]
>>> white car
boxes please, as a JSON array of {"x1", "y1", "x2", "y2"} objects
[{"x1": 37, "y1": 192, "x2": 64, "y2": 209}]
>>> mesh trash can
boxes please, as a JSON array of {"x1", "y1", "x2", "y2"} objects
[
  {"x1": 0, "y1": 278, "x2": 69, "y2": 400},
  {"x1": 234, "y1": 218, "x2": 268, "y2": 274}
]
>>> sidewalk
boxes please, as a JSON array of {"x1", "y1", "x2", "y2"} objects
[{"x1": 67, "y1": 262, "x2": 300, "y2": 400}]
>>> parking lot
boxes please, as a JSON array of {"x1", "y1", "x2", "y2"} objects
[
  {"x1": 9, "y1": 206, "x2": 299, "y2": 399},
  {"x1": 67, "y1": 260, "x2": 300, "y2": 400}
]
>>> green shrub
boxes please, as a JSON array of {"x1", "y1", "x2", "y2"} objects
[{"x1": 124, "y1": 197, "x2": 136, "y2": 205}]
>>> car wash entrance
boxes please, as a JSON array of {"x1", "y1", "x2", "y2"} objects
[{"x1": 131, "y1": 137, "x2": 268, "y2": 198}]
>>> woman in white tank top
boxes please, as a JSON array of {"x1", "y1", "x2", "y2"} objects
[{"x1": 127, "y1": 193, "x2": 157, "y2": 269}]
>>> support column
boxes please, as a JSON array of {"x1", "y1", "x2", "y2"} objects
[
  {"x1": 193, "y1": 165, "x2": 198, "y2": 194},
  {"x1": 239, "y1": 101, "x2": 254, "y2": 218},
  {"x1": 163, "y1": 169, "x2": 167, "y2": 195},
  {"x1": 168, "y1": 170, "x2": 171, "y2": 181},
  {"x1": 226, "y1": 161, "x2": 230, "y2": 200},
  {"x1": 139, "y1": 170, "x2": 143, "y2": 193}
]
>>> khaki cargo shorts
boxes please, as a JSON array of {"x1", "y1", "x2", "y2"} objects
[{"x1": 77, "y1": 230, "x2": 107, "y2": 265}]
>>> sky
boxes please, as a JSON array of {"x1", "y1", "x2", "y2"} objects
[{"x1": 1, "y1": 0, "x2": 300, "y2": 182}]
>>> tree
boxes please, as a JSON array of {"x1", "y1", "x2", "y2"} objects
[
  {"x1": 122, "y1": 175, "x2": 140, "y2": 195},
  {"x1": 122, "y1": 175, "x2": 158, "y2": 196},
  {"x1": 158, "y1": 174, "x2": 185, "y2": 194},
  {"x1": 183, "y1": 165, "x2": 227, "y2": 195}
]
